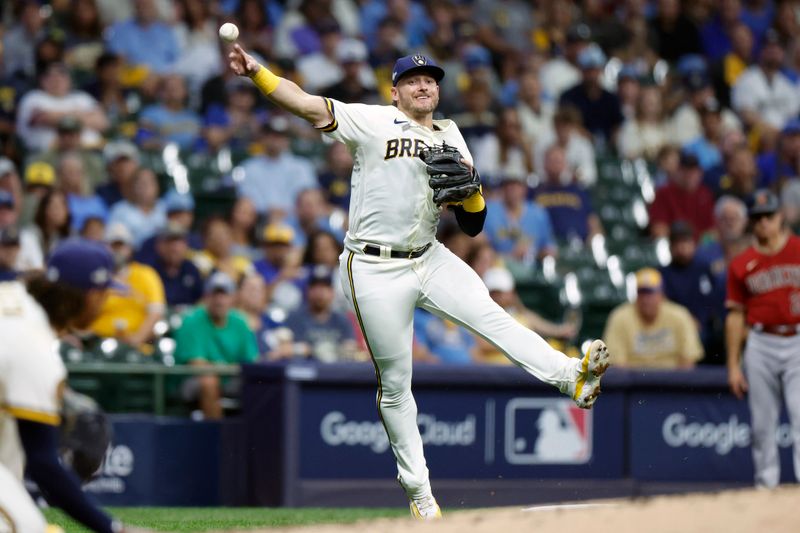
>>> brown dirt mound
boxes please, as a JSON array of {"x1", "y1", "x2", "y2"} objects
[{"x1": 255, "y1": 486, "x2": 800, "y2": 533}]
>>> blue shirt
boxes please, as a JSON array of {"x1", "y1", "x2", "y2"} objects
[
  {"x1": 756, "y1": 151, "x2": 797, "y2": 187},
  {"x1": 360, "y1": 0, "x2": 430, "y2": 49},
  {"x1": 237, "y1": 153, "x2": 317, "y2": 214},
  {"x1": 284, "y1": 305, "x2": 355, "y2": 362},
  {"x1": 139, "y1": 105, "x2": 201, "y2": 149},
  {"x1": 484, "y1": 200, "x2": 555, "y2": 256},
  {"x1": 682, "y1": 137, "x2": 722, "y2": 171},
  {"x1": 695, "y1": 240, "x2": 728, "y2": 321},
  {"x1": 254, "y1": 257, "x2": 280, "y2": 284},
  {"x1": 67, "y1": 194, "x2": 108, "y2": 233},
  {"x1": 107, "y1": 201, "x2": 167, "y2": 247},
  {"x1": 559, "y1": 84, "x2": 624, "y2": 144},
  {"x1": 254, "y1": 312, "x2": 281, "y2": 355},
  {"x1": 135, "y1": 231, "x2": 203, "y2": 265},
  {"x1": 659, "y1": 258, "x2": 717, "y2": 331},
  {"x1": 700, "y1": 15, "x2": 737, "y2": 60},
  {"x1": 533, "y1": 183, "x2": 593, "y2": 242},
  {"x1": 96, "y1": 182, "x2": 124, "y2": 209},
  {"x1": 106, "y1": 19, "x2": 178, "y2": 73},
  {"x1": 414, "y1": 309, "x2": 474, "y2": 365},
  {"x1": 285, "y1": 215, "x2": 345, "y2": 248},
  {"x1": 152, "y1": 259, "x2": 204, "y2": 307}
]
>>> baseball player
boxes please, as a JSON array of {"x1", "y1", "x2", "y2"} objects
[
  {"x1": 726, "y1": 189, "x2": 800, "y2": 488},
  {"x1": 229, "y1": 44, "x2": 610, "y2": 518},
  {"x1": 0, "y1": 240, "x2": 139, "y2": 532}
]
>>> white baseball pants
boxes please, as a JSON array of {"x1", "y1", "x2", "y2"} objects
[
  {"x1": 0, "y1": 462, "x2": 47, "y2": 533},
  {"x1": 744, "y1": 331, "x2": 800, "y2": 488},
  {"x1": 339, "y1": 241, "x2": 581, "y2": 499}
]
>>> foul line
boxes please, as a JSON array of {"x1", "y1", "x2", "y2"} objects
[{"x1": 522, "y1": 503, "x2": 617, "y2": 513}]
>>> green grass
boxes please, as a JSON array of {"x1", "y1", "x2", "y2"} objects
[{"x1": 44, "y1": 507, "x2": 410, "y2": 532}]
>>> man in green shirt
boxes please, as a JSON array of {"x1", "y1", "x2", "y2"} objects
[{"x1": 175, "y1": 271, "x2": 258, "y2": 419}]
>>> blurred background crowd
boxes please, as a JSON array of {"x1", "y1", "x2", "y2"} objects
[{"x1": 1, "y1": 0, "x2": 800, "y2": 417}]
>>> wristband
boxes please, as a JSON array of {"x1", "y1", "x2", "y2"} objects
[
  {"x1": 250, "y1": 65, "x2": 281, "y2": 95},
  {"x1": 462, "y1": 190, "x2": 485, "y2": 213}
]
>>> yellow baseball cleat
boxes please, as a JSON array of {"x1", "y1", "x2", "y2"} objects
[
  {"x1": 571, "y1": 339, "x2": 610, "y2": 409},
  {"x1": 46, "y1": 525, "x2": 66, "y2": 533},
  {"x1": 409, "y1": 495, "x2": 442, "y2": 520}
]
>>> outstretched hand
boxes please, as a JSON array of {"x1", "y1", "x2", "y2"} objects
[{"x1": 228, "y1": 44, "x2": 259, "y2": 77}]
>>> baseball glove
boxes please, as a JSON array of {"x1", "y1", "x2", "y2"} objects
[
  {"x1": 59, "y1": 389, "x2": 113, "y2": 481},
  {"x1": 419, "y1": 143, "x2": 481, "y2": 206}
]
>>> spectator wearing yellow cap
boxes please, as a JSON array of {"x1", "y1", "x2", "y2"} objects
[
  {"x1": 602, "y1": 268, "x2": 704, "y2": 368},
  {"x1": 19, "y1": 160, "x2": 54, "y2": 226},
  {"x1": 253, "y1": 222, "x2": 304, "y2": 311},
  {"x1": 253, "y1": 222, "x2": 296, "y2": 283}
]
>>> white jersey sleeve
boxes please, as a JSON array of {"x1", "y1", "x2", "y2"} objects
[
  {"x1": 318, "y1": 98, "x2": 378, "y2": 147},
  {"x1": 0, "y1": 282, "x2": 65, "y2": 426}
]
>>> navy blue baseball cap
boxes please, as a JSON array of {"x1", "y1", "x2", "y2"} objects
[
  {"x1": 46, "y1": 239, "x2": 121, "y2": 291},
  {"x1": 748, "y1": 189, "x2": 781, "y2": 216},
  {"x1": 308, "y1": 265, "x2": 334, "y2": 286},
  {"x1": 392, "y1": 54, "x2": 445, "y2": 86}
]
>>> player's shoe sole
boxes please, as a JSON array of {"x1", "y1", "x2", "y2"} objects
[
  {"x1": 409, "y1": 496, "x2": 442, "y2": 520},
  {"x1": 572, "y1": 339, "x2": 610, "y2": 409}
]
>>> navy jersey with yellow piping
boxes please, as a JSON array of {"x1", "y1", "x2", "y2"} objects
[
  {"x1": 0, "y1": 281, "x2": 65, "y2": 480},
  {"x1": 317, "y1": 98, "x2": 473, "y2": 251}
]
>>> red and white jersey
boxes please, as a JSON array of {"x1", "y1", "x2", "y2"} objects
[
  {"x1": 0, "y1": 281, "x2": 65, "y2": 480},
  {"x1": 727, "y1": 234, "x2": 800, "y2": 326}
]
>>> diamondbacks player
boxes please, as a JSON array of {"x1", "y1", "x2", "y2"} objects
[
  {"x1": 229, "y1": 44, "x2": 610, "y2": 518},
  {"x1": 0, "y1": 240, "x2": 137, "y2": 532},
  {"x1": 726, "y1": 189, "x2": 800, "y2": 488}
]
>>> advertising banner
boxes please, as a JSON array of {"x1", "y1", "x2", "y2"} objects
[
  {"x1": 298, "y1": 386, "x2": 626, "y2": 480},
  {"x1": 84, "y1": 416, "x2": 223, "y2": 506},
  {"x1": 629, "y1": 393, "x2": 795, "y2": 482}
]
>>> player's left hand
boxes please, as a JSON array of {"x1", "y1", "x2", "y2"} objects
[{"x1": 419, "y1": 143, "x2": 480, "y2": 206}]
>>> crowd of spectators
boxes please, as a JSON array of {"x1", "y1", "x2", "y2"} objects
[{"x1": 2, "y1": 0, "x2": 800, "y2": 416}]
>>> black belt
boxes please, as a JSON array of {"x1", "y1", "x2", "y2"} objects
[
  {"x1": 363, "y1": 243, "x2": 431, "y2": 259},
  {"x1": 751, "y1": 323, "x2": 800, "y2": 337}
]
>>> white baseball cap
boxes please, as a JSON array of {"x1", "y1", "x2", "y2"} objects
[
  {"x1": 483, "y1": 267, "x2": 515, "y2": 293},
  {"x1": 104, "y1": 223, "x2": 134, "y2": 245}
]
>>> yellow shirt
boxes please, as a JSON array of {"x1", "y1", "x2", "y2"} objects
[
  {"x1": 90, "y1": 262, "x2": 165, "y2": 338},
  {"x1": 190, "y1": 249, "x2": 253, "y2": 280},
  {"x1": 602, "y1": 301, "x2": 703, "y2": 368}
]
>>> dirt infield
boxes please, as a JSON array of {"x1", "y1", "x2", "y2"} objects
[{"x1": 264, "y1": 486, "x2": 800, "y2": 533}]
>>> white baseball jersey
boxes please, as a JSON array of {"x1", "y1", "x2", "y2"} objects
[
  {"x1": 0, "y1": 281, "x2": 65, "y2": 481},
  {"x1": 321, "y1": 98, "x2": 473, "y2": 251},
  {"x1": 321, "y1": 97, "x2": 586, "y2": 503}
]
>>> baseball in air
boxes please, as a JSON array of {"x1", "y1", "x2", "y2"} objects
[{"x1": 218, "y1": 22, "x2": 239, "y2": 42}]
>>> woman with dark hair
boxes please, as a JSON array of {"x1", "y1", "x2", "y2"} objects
[
  {"x1": 174, "y1": 0, "x2": 222, "y2": 94},
  {"x1": 229, "y1": 196, "x2": 259, "y2": 259},
  {"x1": 192, "y1": 215, "x2": 253, "y2": 280},
  {"x1": 236, "y1": 0, "x2": 274, "y2": 60},
  {"x1": 63, "y1": 0, "x2": 105, "y2": 76},
  {"x1": 301, "y1": 229, "x2": 342, "y2": 267},
  {"x1": 29, "y1": 189, "x2": 72, "y2": 257},
  {"x1": 301, "y1": 229, "x2": 349, "y2": 312}
]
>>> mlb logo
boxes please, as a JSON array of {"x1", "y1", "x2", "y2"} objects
[{"x1": 504, "y1": 398, "x2": 592, "y2": 465}]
